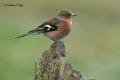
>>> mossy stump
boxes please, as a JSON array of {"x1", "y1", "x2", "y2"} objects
[{"x1": 34, "y1": 41, "x2": 86, "y2": 80}]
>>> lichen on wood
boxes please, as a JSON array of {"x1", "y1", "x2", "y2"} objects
[{"x1": 34, "y1": 41, "x2": 86, "y2": 80}]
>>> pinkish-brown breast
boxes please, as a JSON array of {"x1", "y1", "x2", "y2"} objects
[{"x1": 44, "y1": 19, "x2": 72, "y2": 41}]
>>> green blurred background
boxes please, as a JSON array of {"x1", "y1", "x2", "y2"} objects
[{"x1": 0, "y1": 0, "x2": 120, "y2": 80}]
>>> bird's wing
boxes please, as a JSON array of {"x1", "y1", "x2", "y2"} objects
[
  {"x1": 37, "y1": 17, "x2": 61, "y2": 32},
  {"x1": 16, "y1": 18, "x2": 61, "y2": 38}
]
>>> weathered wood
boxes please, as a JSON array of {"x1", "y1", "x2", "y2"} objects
[{"x1": 34, "y1": 41, "x2": 86, "y2": 80}]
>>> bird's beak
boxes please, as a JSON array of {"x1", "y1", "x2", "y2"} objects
[{"x1": 72, "y1": 13, "x2": 77, "y2": 17}]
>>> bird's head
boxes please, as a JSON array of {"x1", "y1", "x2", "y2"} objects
[{"x1": 57, "y1": 9, "x2": 76, "y2": 19}]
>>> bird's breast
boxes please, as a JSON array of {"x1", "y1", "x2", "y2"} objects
[{"x1": 44, "y1": 20, "x2": 72, "y2": 41}]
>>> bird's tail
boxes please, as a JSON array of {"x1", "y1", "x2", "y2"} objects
[
  {"x1": 16, "y1": 33, "x2": 28, "y2": 38},
  {"x1": 16, "y1": 28, "x2": 42, "y2": 38}
]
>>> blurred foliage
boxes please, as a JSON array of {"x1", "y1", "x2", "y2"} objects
[{"x1": 0, "y1": 0, "x2": 120, "y2": 80}]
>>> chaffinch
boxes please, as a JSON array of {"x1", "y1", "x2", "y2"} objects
[{"x1": 17, "y1": 9, "x2": 76, "y2": 41}]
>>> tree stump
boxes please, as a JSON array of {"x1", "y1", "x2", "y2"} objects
[{"x1": 34, "y1": 41, "x2": 86, "y2": 80}]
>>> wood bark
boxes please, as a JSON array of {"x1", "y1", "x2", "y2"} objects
[{"x1": 34, "y1": 41, "x2": 87, "y2": 80}]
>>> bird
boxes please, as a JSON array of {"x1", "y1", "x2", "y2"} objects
[{"x1": 16, "y1": 9, "x2": 76, "y2": 41}]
